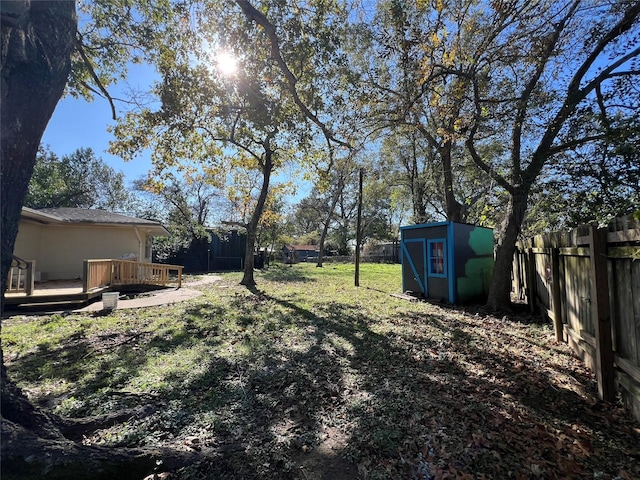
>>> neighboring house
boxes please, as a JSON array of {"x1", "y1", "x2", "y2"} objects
[
  {"x1": 164, "y1": 226, "x2": 248, "y2": 272},
  {"x1": 293, "y1": 245, "x2": 320, "y2": 261},
  {"x1": 282, "y1": 245, "x2": 298, "y2": 264},
  {"x1": 364, "y1": 241, "x2": 400, "y2": 262},
  {"x1": 13, "y1": 207, "x2": 169, "y2": 281},
  {"x1": 281, "y1": 245, "x2": 324, "y2": 264}
]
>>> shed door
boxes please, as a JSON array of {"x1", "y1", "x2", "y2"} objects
[{"x1": 402, "y1": 238, "x2": 427, "y2": 296}]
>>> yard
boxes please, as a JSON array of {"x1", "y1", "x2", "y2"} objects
[{"x1": 3, "y1": 263, "x2": 639, "y2": 479}]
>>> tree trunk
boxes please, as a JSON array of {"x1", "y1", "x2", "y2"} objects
[
  {"x1": 2, "y1": 418, "x2": 201, "y2": 480},
  {"x1": 316, "y1": 181, "x2": 342, "y2": 268},
  {"x1": 1, "y1": 0, "x2": 76, "y2": 429},
  {"x1": 441, "y1": 141, "x2": 463, "y2": 223},
  {"x1": 316, "y1": 218, "x2": 330, "y2": 268},
  {"x1": 485, "y1": 187, "x2": 529, "y2": 311},
  {"x1": 240, "y1": 150, "x2": 273, "y2": 287},
  {"x1": 409, "y1": 158, "x2": 428, "y2": 224}
]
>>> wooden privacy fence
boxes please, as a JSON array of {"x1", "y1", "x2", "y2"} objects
[
  {"x1": 513, "y1": 215, "x2": 640, "y2": 421},
  {"x1": 83, "y1": 259, "x2": 183, "y2": 292}
]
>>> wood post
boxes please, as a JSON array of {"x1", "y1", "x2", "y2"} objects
[
  {"x1": 512, "y1": 247, "x2": 521, "y2": 301},
  {"x1": 82, "y1": 260, "x2": 89, "y2": 293},
  {"x1": 589, "y1": 226, "x2": 615, "y2": 402},
  {"x1": 551, "y1": 248, "x2": 563, "y2": 342},
  {"x1": 25, "y1": 260, "x2": 35, "y2": 296},
  {"x1": 354, "y1": 168, "x2": 363, "y2": 287}
]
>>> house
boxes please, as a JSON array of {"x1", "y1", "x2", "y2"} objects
[
  {"x1": 400, "y1": 221, "x2": 494, "y2": 304},
  {"x1": 13, "y1": 207, "x2": 169, "y2": 281},
  {"x1": 163, "y1": 226, "x2": 248, "y2": 272},
  {"x1": 208, "y1": 227, "x2": 248, "y2": 270},
  {"x1": 282, "y1": 245, "x2": 296, "y2": 264},
  {"x1": 363, "y1": 241, "x2": 400, "y2": 262},
  {"x1": 281, "y1": 245, "x2": 323, "y2": 264}
]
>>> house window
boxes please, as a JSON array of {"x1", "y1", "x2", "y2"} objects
[{"x1": 428, "y1": 239, "x2": 446, "y2": 277}]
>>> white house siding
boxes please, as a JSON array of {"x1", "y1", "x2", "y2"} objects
[
  {"x1": 14, "y1": 222, "x2": 143, "y2": 280},
  {"x1": 12, "y1": 222, "x2": 43, "y2": 262}
]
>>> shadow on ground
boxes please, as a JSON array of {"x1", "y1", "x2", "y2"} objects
[{"x1": 4, "y1": 266, "x2": 639, "y2": 480}]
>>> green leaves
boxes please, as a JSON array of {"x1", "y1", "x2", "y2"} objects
[{"x1": 26, "y1": 146, "x2": 134, "y2": 211}]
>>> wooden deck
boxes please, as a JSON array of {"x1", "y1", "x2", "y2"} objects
[
  {"x1": 4, "y1": 280, "x2": 109, "y2": 309},
  {"x1": 4, "y1": 259, "x2": 183, "y2": 310}
]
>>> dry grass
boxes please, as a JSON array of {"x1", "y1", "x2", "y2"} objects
[{"x1": 3, "y1": 263, "x2": 639, "y2": 479}]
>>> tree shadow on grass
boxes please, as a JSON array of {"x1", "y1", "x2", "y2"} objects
[
  {"x1": 5, "y1": 286, "x2": 639, "y2": 479},
  {"x1": 208, "y1": 290, "x2": 639, "y2": 479},
  {"x1": 259, "y1": 264, "x2": 317, "y2": 283},
  {"x1": 6, "y1": 304, "x2": 228, "y2": 417}
]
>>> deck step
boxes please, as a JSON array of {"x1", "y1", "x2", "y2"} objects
[
  {"x1": 4, "y1": 287, "x2": 106, "y2": 310},
  {"x1": 13, "y1": 299, "x2": 88, "y2": 307}
]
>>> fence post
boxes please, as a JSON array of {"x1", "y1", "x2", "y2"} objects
[
  {"x1": 551, "y1": 248, "x2": 563, "y2": 342},
  {"x1": 589, "y1": 226, "x2": 615, "y2": 402},
  {"x1": 82, "y1": 260, "x2": 89, "y2": 293},
  {"x1": 25, "y1": 260, "x2": 35, "y2": 295}
]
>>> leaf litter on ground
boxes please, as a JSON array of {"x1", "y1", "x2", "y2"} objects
[{"x1": 3, "y1": 263, "x2": 639, "y2": 479}]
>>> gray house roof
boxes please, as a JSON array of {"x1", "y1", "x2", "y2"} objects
[{"x1": 21, "y1": 207, "x2": 169, "y2": 236}]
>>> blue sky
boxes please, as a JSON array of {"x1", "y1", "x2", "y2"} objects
[
  {"x1": 41, "y1": 94, "x2": 153, "y2": 186},
  {"x1": 41, "y1": 63, "x2": 157, "y2": 187},
  {"x1": 40, "y1": 62, "x2": 310, "y2": 205}
]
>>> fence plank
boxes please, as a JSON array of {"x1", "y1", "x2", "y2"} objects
[
  {"x1": 565, "y1": 255, "x2": 583, "y2": 337},
  {"x1": 589, "y1": 226, "x2": 615, "y2": 402},
  {"x1": 515, "y1": 216, "x2": 640, "y2": 420},
  {"x1": 608, "y1": 228, "x2": 640, "y2": 243},
  {"x1": 613, "y1": 260, "x2": 636, "y2": 364},
  {"x1": 527, "y1": 248, "x2": 536, "y2": 313},
  {"x1": 616, "y1": 356, "x2": 640, "y2": 385},
  {"x1": 633, "y1": 260, "x2": 640, "y2": 367},
  {"x1": 551, "y1": 248, "x2": 563, "y2": 341}
]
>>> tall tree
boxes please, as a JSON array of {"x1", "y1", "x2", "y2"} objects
[
  {"x1": 463, "y1": 0, "x2": 640, "y2": 310},
  {"x1": 2, "y1": 2, "x2": 207, "y2": 475},
  {"x1": 358, "y1": 0, "x2": 499, "y2": 223},
  {"x1": 112, "y1": 0, "x2": 354, "y2": 286},
  {"x1": 311, "y1": 155, "x2": 358, "y2": 266},
  {"x1": 1, "y1": 0, "x2": 76, "y2": 438},
  {"x1": 134, "y1": 174, "x2": 223, "y2": 262},
  {"x1": 112, "y1": 5, "x2": 304, "y2": 286},
  {"x1": 1, "y1": 1, "x2": 76, "y2": 300}
]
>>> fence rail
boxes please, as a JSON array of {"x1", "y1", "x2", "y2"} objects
[
  {"x1": 514, "y1": 215, "x2": 640, "y2": 421},
  {"x1": 112, "y1": 259, "x2": 183, "y2": 287}
]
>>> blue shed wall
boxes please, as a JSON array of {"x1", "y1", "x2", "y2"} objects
[{"x1": 400, "y1": 221, "x2": 494, "y2": 304}]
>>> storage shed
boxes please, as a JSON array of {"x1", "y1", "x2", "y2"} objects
[{"x1": 400, "y1": 221, "x2": 494, "y2": 304}]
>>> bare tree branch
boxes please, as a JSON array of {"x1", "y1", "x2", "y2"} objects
[{"x1": 76, "y1": 34, "x2": 117, "y2": 120}]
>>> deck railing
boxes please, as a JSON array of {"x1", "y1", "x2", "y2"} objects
[
  {"x1": 83, "y1": 259, "x2": 114, "y2": 291},
  {"x1": 83, "y1": 259, "x2": 183, "y2": 293},
  {"x1": 111, "y1": 259, "x2": 183, "y2": 288},
  {"x1": 6, "y1": 256, "x2": 35, "y2": 295}
]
